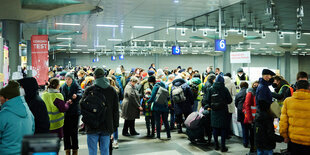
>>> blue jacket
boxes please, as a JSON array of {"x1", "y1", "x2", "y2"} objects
[
  {"x1": 171, "y1": 79, "x2": 194, "y2": 115},
  {"x1": 256, "y1": 78, "x2": 273, "y2": 110},
  {"x1": 147, "y1": 82, "x2": 169, "y2": 113},
  {"x1": 0, "y1": 96, "x2": 35, "y2": 155}
]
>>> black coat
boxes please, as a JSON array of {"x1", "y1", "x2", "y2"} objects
[
  {"x1": 17, "y1": 77, "x2": 50, "y2": 134},
  {"x1": 81, "y1": 85, "x2": 119, "y2": 134},
  {"x1": 205, "y1": 82, "x2": 232, "y2": 129},
  {"x1": 60, "y1": 81, "x2": 83, "y2": 116},
  {"x1": 171, "y1": 79, "x2": 194, "y2": 115},
  {"x1": 235, "y1": 87, "x2": 247, "y2": 122}
]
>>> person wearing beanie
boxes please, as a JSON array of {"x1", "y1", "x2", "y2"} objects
[
  {"x1": 60, "y1": 73, "x2": 83, "y2": 155},
  {"x1": 0, "y1": 80, "x2": 35, "y2": 155},
  {"x1": 255, "y1": 69, "x2": 276, "y2": 111},
  {"x1": 204, "y1": 75, "x2": 232, "y2": 152}
]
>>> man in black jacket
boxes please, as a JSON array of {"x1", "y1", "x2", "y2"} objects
[
  {"x1": 17, "y1": 77, "x2": 50, "y2": 134},
  {"x1": 80, "y1": 68, "x2": 119, "y2": 155}
]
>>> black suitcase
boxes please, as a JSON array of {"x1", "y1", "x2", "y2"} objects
[{"x1": 186, "y1": 125, "x2": 205, "y2": 143}]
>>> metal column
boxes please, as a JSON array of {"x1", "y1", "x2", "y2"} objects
[
  {"x1": 285, "y1": 52, "x2": 291, "y2": 83},
  {"x1": 223, "y1": 45, "x2": 231, "y2": 74},
  {"x1": 0, "y1": 37, "x2": 3, "y2": 88},
  {"x1": 2, "y1": 20, "x2": 21, "y2": 78},
  {"x1": 214, "y1": 56, "x2": 218, "y2": 70},
  {"x1": 26, "y1": 40, "x2": 32, "y2": 77},
  {"x1": 155, "y1": 53, "x2": 159, "y2": 69}
]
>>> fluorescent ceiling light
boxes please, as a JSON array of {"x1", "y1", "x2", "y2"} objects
[
  {"x1": 303, "y1": 33, "x2": 310, "y2": 35},
  {"x1": 108, "y1": 39, "x2": 122, "y2": 41},
  {"x1": 248, "y1": 47, "x2": 255, "y2": 50},
  {"x1": 133, "y1": 26, "x2": 154, "y2": 29},
  {"x1": 292, "y1": 54, "x2": 297, "y2": 55},
  {"x1": 236, "y1": 47, "x2": 243, "y2": 50},
  {"x1": 82, "y1": 52, "x2": 90, "y2": 54},
  {"x1": 261, "y1": 53, "x2": 267, "y2": 55},
  {"x1": 195, "y1": 41, "x2": 207, "y2": 43},
  {"x1": 260, "y1": 48, "x2": 267, "y2": 50},
  {"x1": 70, "y1": 52, "x2": 78, "y2": 54},
  {"x1": 88, "y1": 49, "x2": 96, "y2": 51},
  {"x1": 228, "y1": 29, "x2": 239, "y2": 32},
  {"x1": 267, "y1": 43, "x2": 276, "y2": 45},
  {"x1": 72, "y1": 49, "x2": 82, "y2": 51},
  {"x1": 96, "y1": 45, "x2": 106, "y2": 48},
  {"x1": 305, "y1": 49, "x2": 310, "y2": 51},
  {"x1": 57, "y1": 45, "x2": 69, "y2": 47},
  {"x1": 297, "y1": 48, "x2": 302, "y2": 50},
  {"x1": 282, "y1": 32, "x2": 295, "y2": 35},
  {"x1": 177, "y1": 40, "x2": 187, "y2": 43},
  {"x1": 293, "y1": 51, "x2": 299, "y2": 53},
  {"x1": 154, "y1": 40, "x2": 166, "y2": 42},
  {"x1": 275, "y1": 51, "x2": 281, "y2": 54},
  {"x1": 133, "y1": 39, "x2": 146, "y2": 42},
  {"x1": 56, "y1": 38, "x2": 72, "y2": 40},
  {"x1": 76, "y1": 45, "x2": 87, "y2": 47},
  {"x1": 199, "y1": 28, "x2": 216, "y2": 31},
  {"x1": 297, "y1": 43, "x2": 307, "y2": 46},
  {"x1": 192, "y1": 53, "x2": 198, "y2": 55},
  {"x1": 282, "y1": 43, "x2": 292, "y2": 45},
  {"x1": 96, "y1": 24, "x2": 118, "y2": 27},
  {"x1": 114, "y1": 46, "x2": 125, "y2": 48},
  {"x1": 169, "y1": 27, "x2": 188, "y2": 30},
  {"x1": 57, "y1": 49, "x2": 66, "y2": 51},
  {"x1": 55, "y1": 23, "x2": 80, "y2": 26},
  {"x1": 249, "y1": 42, "x2": 261, "y2": 45},
  {"x1": 301, "y1": 51, "x2": 307, "y2": 54}
]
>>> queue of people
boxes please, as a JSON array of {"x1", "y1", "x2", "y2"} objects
[{"x1": 0, "y1": 63, "x2": 309, "y2": 155}]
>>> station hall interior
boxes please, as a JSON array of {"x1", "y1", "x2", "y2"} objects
[{"x1": 0, "y1": 0, "x2": 310, "y2": 155}]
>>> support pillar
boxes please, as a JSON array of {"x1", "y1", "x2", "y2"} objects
[
  {"x1": 0, "y1": 37, "x2": 3, "y2": 88},
  {"x1": 26, "y1": 40, "x2": 32, "y2": 77},
  {"x1": 155, "y1": 53, "x2": 159, "y2": 69},
  {"x1": 214, "y1": 56, "x2": 218, "y2": 70},
  {"x1": 223, "y1": 45, "x2": 231, "y2": 74},
  {"x1": 2, "y1": 20, "x2": 21, "y2": 78},
  {"x1": 285, "y1": 52, "x2": 291, "y2": 83}
]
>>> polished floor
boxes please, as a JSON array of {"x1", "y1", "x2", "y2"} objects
[{"x1": 59, "y1": 116, "x2": 287, "y2": 155}]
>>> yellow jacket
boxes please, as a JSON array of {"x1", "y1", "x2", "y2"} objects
[{"x1": 279, "y1": 89, "x2": 310, "y2": 146}]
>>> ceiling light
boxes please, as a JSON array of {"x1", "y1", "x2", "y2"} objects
[
  {"x1": 169, "y1": 27, "x2": 189, "y2": 30},
  {"x1": 133, "y1": 39, "x2": 146, "y2": 42},
  {"x1": 250, "y1": 42, "x2": 261, "y2": 45},
  {"x1": 177, "y1": 40, "x2": 187, "y2": 43},
  {"x1": 174, "y1": 0, "x2": 179, "y2": 3},
  {"x1": 57, "y1": 45, "x2": 69, "y2": 47},
  {"x1": 228, "y1": 29, "x2": 239, "y2": 32},
  {"x1": 248, "y1": 47, "x2": 255, "y2": 50},
  {"x1": 236, "y1": 47, "x2": 243, "y2": 50},
  {"x1": 297, "y1": 43, "x2": 307, "y2": 46},
  {"x1": 76, "y1": 45, "x2": 87, "y2": 47},
  {"x1": 88, "y1": 49, "x2": 96, "y2": 51},
  {"x1": 297, "y1": 49, "x2": 302, "y2": 50},
  {"x1": 199, "y1": 28, "x2": 216, "y2": 31},
  {"x1": 55, "y1": 23, "x2": 80, "y2": 26},
  {"x1": 275, "y1": 51, "x2": 281, "y2": 54},
  {"x1": 261, "y1": 53, "x2": 267, "y2": 55},
  {"x1": 70, "y1": 52, "x2": 78, "y2": 54},
  {"x1": 282, "y1": 43, "x2": 292, "y2": 45},
  {"x1": 133, "y1": 26, "x2": 154, "y2": 29},
  {"x1": 96, "y1": 45, "x2": 106, "y2": 48},
  {"x1": 293, "y1": 51, "x2": 299, "y2": 53},
  {"x1": 72, "y1": 49, "x2": 82, "y2": 51},
  {"x1": 192, "y1": 53, "x2": 198, "y2": 55},
  {"x1": 305, "y1": 49, "x2": 310, "y2": 51},
  {"x1": 302, "y1": 51, "x2": 307, "y2": 54},
  {"x1": 195, "y1": 41, "x2": 207, "y2": 43},
  {"x1": 96, "y1": 24, "x2": 118, "y2": 27},
  {"x1": 83, "y1": 52, "x2": 90, "y2": 54},
  {"x1": 302, "y1": 33, "x2": 310, "y2": 35},
  {"x1": 282, "y1": 32, "x2": 295, "y2": 35},
  {"x1": 292, "y1": 53, "x2": 297, "y2": 55},
  {"x1": 108, "y1": 39, "x2": 122, "y2": 41},
  {"x1": 267, "y1": 43, "x2": 276, "y2": 45},
  {"x1": 153, "y1": 40, "x2": 166, "y2": 42},
  {"x1": 56, "y1": 38, "x2": 72, "y2": 40},
  {"x1": 260, "y1": 48, "x2": 267, "y2": 50}
]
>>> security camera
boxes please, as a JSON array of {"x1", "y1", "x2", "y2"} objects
[
  {"x1": 262, "y1": 33, "x2": 266, "y2": 38},
  {"x1": 203, "y1": 30, "x2": 208, "y2": 36},
  {"x1": 278, "y1": 31, "x2": 282, "y2": 35},
  {"x1": 296, "y1": 35, "x2": 301, "y2": 40},
  {"x1": 181, "y1": 29, "x2": 186, "y2": 36},
  {"x1": 243, "y1": 33, "x2": 247, "y2": 38},
  {"x1": 192, "y1": 27, "x2": 197, "y2": 32},
  {"x1": 224, "y1": 32, "x2": 228, "y2": 37},
  {"x1": 279, "y1": 34, "x2": 284, "y2": 39}
]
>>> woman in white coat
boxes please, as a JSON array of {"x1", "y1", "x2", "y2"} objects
[{"x1": 224, "y1": 74, "x2": 237, "y2": 138}]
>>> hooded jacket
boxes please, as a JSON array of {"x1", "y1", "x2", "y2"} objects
[
  {"x1": 171, "y1": 78, "x2": 194, "y2": 115},
  {"x1": 256, "y1": 78, "x2": 273, "y2": 110},
  {"x1": 0, "y1": 96, "x2": 35, "y2": 155},
  {"x1": 60, "y1": 80, "x2": 83, "y2": 116},
  {"x1": 243, "y1": 88, "x2": 257, "y2": 124},
  {"x1": 224, "y1": 76, "x2": 237, "y2": 113},
  {"x1": 235, "y1": 87, "x2": 247, "y2": 122},
  {"x1": 188, "y1": 78, "x2": 203, "y2": 101},
  {"x1": 280, "y1": 89, "x2": 310, "y2": 146},
  {"x1": 147, "y1": 81, "x2": 169, "y2": 113},
  {"x1": 18, "y1": 77, "x2": 50, "y2": 134}
]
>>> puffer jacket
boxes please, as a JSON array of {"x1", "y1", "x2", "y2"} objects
[
  {"x1": 235, "y1": 87, "x2": 247, "y2": 122},
  {"x1": 171, "y1": 78, "x2": 194, "y2": 115},
  {"x1": 224, "y1": 76, "x2": 237, "y2": 113},
  {"x1": 147, "y1": 81, "x2": 169, "y2": 113},
  {"x1": 279, "y1": 89, "x2": 310, "y2": 146}
]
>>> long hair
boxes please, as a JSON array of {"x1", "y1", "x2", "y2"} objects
[{"x1": 107, "y1": 77, "x2": 119, "y2": 93}]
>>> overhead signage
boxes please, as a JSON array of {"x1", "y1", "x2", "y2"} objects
[
  {"x1": 119, "y1": 54, "x2": 124, "y2": 60},
  {"x1": 230, "y1": 51, "x2": 251, "y2": 63},
  {"x1": 111, "y1": 56, "x2": 116, "y2": 61},
  {"x1": 31, "y1": 35, "x2": 49, "y2": 85},
  {"x1": 215, "y1": 39, "x2": 226, "y2": 51},
  {"x1": 172, "y1": 46, "x2": 181, "y2": 55}
]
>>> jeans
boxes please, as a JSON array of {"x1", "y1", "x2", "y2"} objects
[
  {"x1": 169, "y1": 109, "x2": 175, "y2": 129},
  {"x1": 113, "y1": 129, "x2": 118, "y2": 141},
  {"x1": 63, "y1": 115, "x2": 79, "y2": 150},
  {"x1": 257, "y1": 149, "x2": 273, "y2": 155},
  {"x1": 145, "y1": 115, "x2": 155, "y2": 135},
  {"x1": 87, "y1": 132, "x2": 110, "y2": 155},
  {"x1": 154, "y1": 111, "x2": 170, "y2": 138},
  {"x1": 192, "y1": 100, "x2": 199, "y2": 112},
  {"x1": 213, "y1": 128, "x2": 227, "y2": 147}
]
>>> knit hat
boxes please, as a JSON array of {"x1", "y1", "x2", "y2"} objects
[
  {"x1": 262, "y1": 69, "x2": 275, "y2": 76},
  {"x1": 0, "y1": 80, "x2": 20, "y2": 99},
  {"x1": 94, "y1": 67, "x2": 106, "y2": 78},
  {"x1": 65, "y1": 73, "x2": 74, "y2": 79},
  {"x1": 215, "y1": 75, "x2": 225, "y2": 83},
  {"x1": 237, "y1": 68, "x2": 244, "y2": 73},
  {"x1": 148, "y1": 76, "x2": 156, "y2": 83}
]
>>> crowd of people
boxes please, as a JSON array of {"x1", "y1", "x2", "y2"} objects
[{"x1": 0, "y1": 63, "x2": 309, "y2": 155}]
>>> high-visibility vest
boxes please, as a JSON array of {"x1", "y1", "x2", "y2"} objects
[
  {"x1": 41, "y1": 92, "x2": 65, "y2": 130},
  {"x1": 244, "y1": 95, "x2": 256, "y2": 120},
  {"x1": 168, "y1": 83, "x2": 173, "y2": 107},
  {"x1": 277, "y1": 84, "x2": 294, "y2": 107},
  {"x1": 236, "y1": 75, "x2": 249, "y2": 93},
  {"x1": 81, "y1": 79, "x2": 92, "y2": 89}
]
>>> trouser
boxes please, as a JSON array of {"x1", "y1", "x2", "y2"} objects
[
  {"x1": 227, "y1": 113, "x2": 232, "y2": 136},
  {"x1": 192, "y1": 100, "x2": 199, "y2": 112},
  {"x1": 113, "y1": 129, "x2": 118, "y2": 141},
  {"x1": 241, "y1": 123, "x2": 255, "y2": 148},
  {"x1": 64, "y1": 115, "x2": 79, "y2": 150},
  {"x1": 154, "y1": 111, "x2": 171, "y2": 138},
  {"x1": 87, "y1": 132, "x2": 110, "y2": 155},
  {"x1": 122, "y1": 120, "x2": 137, "y2": 134},
  {"x1": 288, "y1": 141, "x2": 310, "y2": 155},
  {"x1": 169, "y1": 109, "x2": 175, "y2": 129},
  {"x1": 257, "y1": 149, "x2": 273, "y2": 155},
  {"x1": 205, "y1": 120, "x2": 212, "y2": 143},
  {"x1": 213, "y1": 128, "x2": 227, "y2": 147},
  {"x1": 176, "y1": 113, "x2": 190, "y2": 130},
  {"x1": 145, "y1": 115, "x2": 155, "y2": 135}
]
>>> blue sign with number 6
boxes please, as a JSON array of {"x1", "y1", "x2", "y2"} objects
[{"x1": 215, "y1": 39, "x2": 226, "y2": 51}]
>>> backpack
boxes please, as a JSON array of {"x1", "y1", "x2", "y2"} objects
[
  {"x1": 155, "y1": 86, "x2": 169, "y2": 105},
  {"x1": 210, "y1": 86, "x2": 226, "y2": 111},
  {"x1": 80, "y1": 86, "x2": 107, "y2": 129},
  {"x1": 189, "y1": 82, "x2": 199, "y2": 99},
  {"x1": 172, "y1": 84, "x2": 186, "y2": 104},
  {"x1": 184, "y1": 112, "x2": 204, "y2": 129}
]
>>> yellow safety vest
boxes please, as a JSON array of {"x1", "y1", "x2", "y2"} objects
[
  {"x1": 41, "y1": 92, "x2": 65, "y2": 130},
  {"x1": 277, "y1": 84, "x2": 292, "y2": 107},
  {"x1": 236, "y1": 75, "x2": 249, "y2": 92},
  {"x1": 168, "y1": 83, "x2": 173, "y2": 106}
]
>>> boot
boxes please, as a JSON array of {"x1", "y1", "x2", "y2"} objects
[
  {"x1": 177, "y1": 125, "x2": 183, "y2": 133},
  {"x1": 147, "y1": 128, "x2": 151, "y2": 137},
  {"x1": 65, "y1": 149, "x2": 71, "y2": 155},
  {"x1": 72, "y1": 150, "x2": 78, "y2": 155}
]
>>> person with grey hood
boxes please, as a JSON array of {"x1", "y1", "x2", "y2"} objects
[{"x1": 80, "y1": 68, "x2": 119, "y2": 155}]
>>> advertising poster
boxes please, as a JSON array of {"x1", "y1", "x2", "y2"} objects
[{"x1": 3, "y1": 45, "x2": 9, "y2": 85}]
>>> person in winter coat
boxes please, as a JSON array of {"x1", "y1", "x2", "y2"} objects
[
  {"x1": 234, "y1": 82, "x2": 249, "y2": 147},
  {"x1": 147, "y1": 81, "x2": 171, "y2": 139},
  {"x1": 279, "y1": 80, "x2": 310, "y2": 155},
  {"x1": 122, "y1": 76, "x2": 143, "y2": 136},
  {"x1": 60, "y1": 73, "x2": 83, "y2": 155},
  {"x1": 188, "y1": 74, "x2": 203, "y2": 112},
  {"x1": 256, "y1": 69, "x2": 276, "y2": 110},
  {"x1": 77, "y1": 70, "x2": 86, "y2": 86},
  {"x1": 255, "y1": 100, "x2": 284, "y2": 155},
  {"x1": 17, "y1": 77, "x2": 50, "y2": 134},
  {"x1": 171, "y1": 78, "x2": 194, "y2": 133},
  {"x1": 205, "y1": 75, "x2": 232, "y2": 152},
  {"x1": 271, "y1": 76, "x2": 292, "y2": 107},
  {"x1": 243, "y1": 81, "x2": 259, "y2": 153},
  {"x1": 0, "y1": 81, "x2": 35, "y2": 155},
  {"x1": 289, "y1": 71, "x2": 308, "y2": 91},
  {"x1": 223, "y1": 75, "x2": 237, "y2": 138},
  {"x1": 141, "y1": 88, "x2": 155, "y2": 137}
]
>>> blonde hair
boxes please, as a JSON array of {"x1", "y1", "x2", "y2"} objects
[{"x1": 107, "y1": 77, "x2": 119, "y2": 93}]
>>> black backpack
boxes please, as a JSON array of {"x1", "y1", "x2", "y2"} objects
[
  {"x1": 189, "y1": 82, "x2": 199, "y2": 99},
  {"x1": 210, "y1": 86, "x2": 226, "y2": 111},
  {"x1": 80, "y1": 86, "x2": 107, "y2": 129}
]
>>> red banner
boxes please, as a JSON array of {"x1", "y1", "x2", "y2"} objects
[{"x1": 31, "y1": 35, "x2": 49, "y2": 85}]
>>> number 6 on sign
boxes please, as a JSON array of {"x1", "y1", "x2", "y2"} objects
[
  {"x1": 215, "y1": 39, "x2": 226, "y2": 51},
  {"x1": 220, "y1": 40, "x2": 225, "y2": 49}
]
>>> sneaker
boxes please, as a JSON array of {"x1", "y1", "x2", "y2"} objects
[{"x1": 112, "y1": 142, "x2": 119, "y2": 149}]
